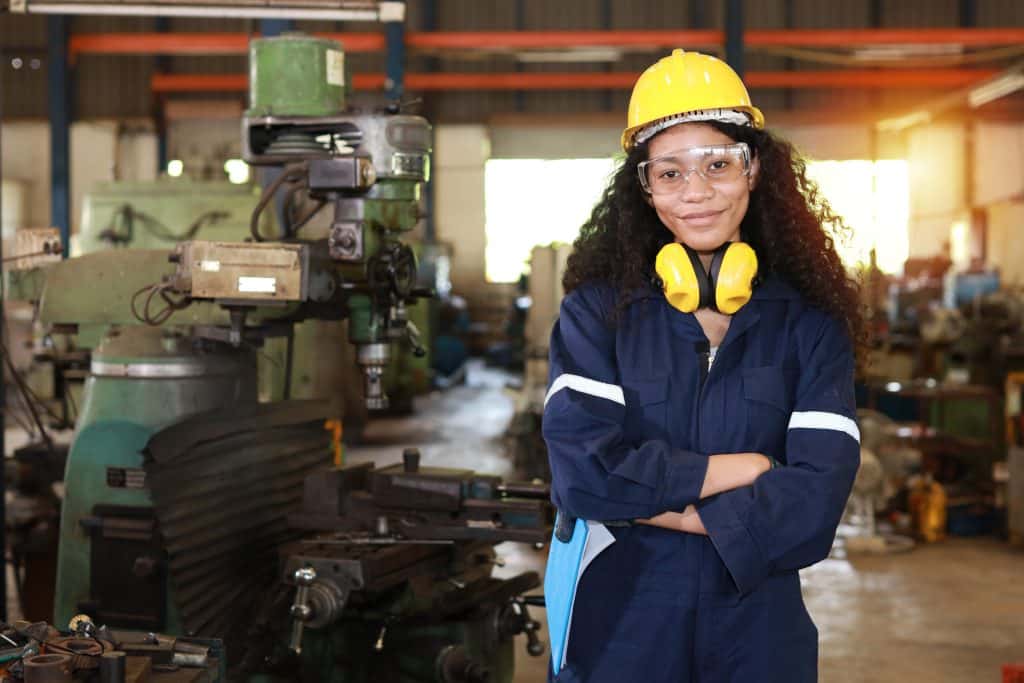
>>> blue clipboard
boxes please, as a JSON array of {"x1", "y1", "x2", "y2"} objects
[{"x1": 544, "y1": 516, "x2": 616, "y2": 676}]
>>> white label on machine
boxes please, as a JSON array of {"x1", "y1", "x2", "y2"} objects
[
  {"x1": 200, "y1": 260, "x2": 221, "y2": 272},
  {"x1": 326, "y1": 50, "x2": 345, "y2": 87},
  {"x1": 238, "y1": 276, "x2": 277, "y2": 294}
]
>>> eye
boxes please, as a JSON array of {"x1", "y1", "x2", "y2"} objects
[
  {"x1": 705, "y1": 157, "x2": 735, "y2": 175},
  {"x1": 658, "y1": 168, "x2": 681, "y2": 180}
]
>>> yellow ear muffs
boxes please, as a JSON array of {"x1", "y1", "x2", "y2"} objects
[
  {"x1": 711, "y1": 242, "x2": 758, "y2": 314},
  {"x1": 655, "y1": 243, "x2": 703, "y2": 314},
  {"x1": 655, "y1": 241, "x2": 758, "y2": 314}
]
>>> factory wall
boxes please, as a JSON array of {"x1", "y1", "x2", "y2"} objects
[
  {"x1": 907, "y1": 124, "x2": 966, "y2": 260},
  {"x1": 0, "y1": 121, "x2": 157, "y2": 241},
  {"x1": 433, "y1": 125, "x2": 489, "y2": 293},
  {"x1": 900, "y1": 120, "x2": 1024, "y2": 278},
  {"x1": 977, "y1": 122, "x2": 1024, "y2": 284},
  {"x1": 988, "y1": 201, "x2": 1024, "y2": 285}
]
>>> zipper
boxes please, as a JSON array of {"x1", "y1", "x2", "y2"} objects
[{"x1": 694, "y1": 340, "x2": 710, "y2": 450}]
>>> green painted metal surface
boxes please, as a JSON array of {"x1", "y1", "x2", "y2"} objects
[
  {"x1": 248, "y1": 35, "x2": 347, "y2": 117},
  {"x1": 77, "y1": 180, "x2": 277, "y2": 254},
  {"x1": 54, "y1": 327, "x2": 258, "y2": 630}
]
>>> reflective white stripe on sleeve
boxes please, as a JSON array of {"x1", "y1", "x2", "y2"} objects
[
  {"x1": 544, "y1": 373, "x2": 625, "y2": 407},
  {"x1": 788, "y1": 411, "x2": 860, "y2": 443}
]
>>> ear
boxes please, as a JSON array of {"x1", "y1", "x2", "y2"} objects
[{"x1": 748, "y1": 154, "x2": 761, "y2": 191}]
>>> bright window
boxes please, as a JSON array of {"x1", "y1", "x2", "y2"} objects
[
  {"x1": 806, "y1": 160, "x2": 909, "y2": 275},
  {"x1": 484, "y1": 158, "x2": 617, "y2": 283}
]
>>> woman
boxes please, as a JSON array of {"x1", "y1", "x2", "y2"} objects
[{"x1": 542, "y1": 49, "x2": 865, "y2": 683}]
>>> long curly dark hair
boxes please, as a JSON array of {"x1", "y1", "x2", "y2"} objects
[{"x1": 563, "y1": 120, "x2": 867, "y2": 367}]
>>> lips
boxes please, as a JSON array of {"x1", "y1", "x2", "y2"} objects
[{"x1": 679, "y1": 209, "x2": 729, "y2": 225}]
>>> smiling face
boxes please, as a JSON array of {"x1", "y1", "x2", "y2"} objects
[{"x1": 644, "y1": 123, "x2": 758, "y2": 253}]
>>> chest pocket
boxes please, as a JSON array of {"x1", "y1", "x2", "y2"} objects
[
  {"x1": 622, "y1": 377, "x2": 669, "y2": 441},
  {"x1": 742, "y1": 366, "x2": 795, "y2": 458}
]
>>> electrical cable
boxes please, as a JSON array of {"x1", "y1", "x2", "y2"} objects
[
  {"x1": 130, "y1": 282, "x2": 193, "y2": 326},
  {"x1": 0, "y1": 335, "x2": 55, "y2": 458},
  {"x1": 287, "y1": 197, "x2": 327, "y2": 237},
  {"x1": 250, "y1": 163, "x2": 307, "y2": 242},
  {"x1": 101, "y1": 204, "x2": 229, "y2": 245}
]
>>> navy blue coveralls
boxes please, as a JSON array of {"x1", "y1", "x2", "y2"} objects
[{"x1": 543, "y1": 276, "x2": 860, "y2": 683}]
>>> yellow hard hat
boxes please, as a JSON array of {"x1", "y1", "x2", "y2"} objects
[{"x1": 622, "y1": 49, "x2": 765, "y2": 151}]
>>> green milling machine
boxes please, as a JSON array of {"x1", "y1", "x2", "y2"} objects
[{"x1": 7, "y1": 34, "x2": 550, "y2": 682}]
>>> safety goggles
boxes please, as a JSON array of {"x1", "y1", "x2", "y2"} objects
[{"x1": 637, "y1": 142, "x2": 751, "y2": 195}]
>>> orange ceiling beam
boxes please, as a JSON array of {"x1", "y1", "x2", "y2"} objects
[
  {"x1": 749, "y1": 27, "x2": 1024, "y2": 46},
  {"x1": 151, "y1": 69, "x2": 998, "y2": 94},
  {"x1": 406, "y1": 30, "x2": 723, "y2": 50},
  {"x1": 72, "y1": 28, "x2": 1024, "y2": 58},
  {"x1": 69, "y1": 31, "x2": 384, "y2": 58}
]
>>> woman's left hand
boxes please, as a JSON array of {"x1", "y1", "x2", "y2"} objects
[{"x1": 636, "y1": 505, "x2": 708, "y2": 535}]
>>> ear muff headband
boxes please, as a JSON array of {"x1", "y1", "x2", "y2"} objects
[
  {"x1": 684, "y1": 244, "x2": 715, "y2": 311},
  {"x1": 655, "y1": 241, "x2": 758, "y2": 314}
]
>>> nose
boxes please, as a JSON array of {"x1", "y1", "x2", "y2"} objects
[{"x1": 679, "y1": 169, "x2": 714, "y2": 201}]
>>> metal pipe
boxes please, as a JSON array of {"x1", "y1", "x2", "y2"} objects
[
  {"x1": 19, "y1": 2, "x2": 384, "y2": 20},
  {"x1": 150, "y1": 68, "x2": 1000, "y2": 94},
  {"x1": 69, "y1": 32, "x2": 384, "y2": 57}
]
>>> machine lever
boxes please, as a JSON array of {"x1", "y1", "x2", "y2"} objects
[
  {"x1": 289, "y1": 567, "x2": 317, "y2": 654},
  {"x1": 406, "y1": 321, "x2": 426, "y2": 358}
]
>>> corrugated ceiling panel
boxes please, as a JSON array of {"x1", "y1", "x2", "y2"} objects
[
  {"x1": 883, "y1": 0, "x2": 959, "y2": 26},
  {"x1": 75, "y1": 55, "x2": 153, "y2": 118},
  {"x1": 5, "y1": 0, "x2": 1024, "y2": 125},
  {"x1": 791, "y1": 0, "x2": 869, "y2": 29},
  {"x1": 439, "y1": 0, "x2": 517, "y2": 30},
  {"x1": 523, "y1": 0, "x2": 601, "y2": 29},
  {"x1": 1, "y1": 63, "x2": 47, "y2": 118},
  {"x1": 167, "y1": 55, "x2": 245, "y2": 75},
  {"x1": 609, "y1": 0, "x2": 695, "y2": 29},
  {"x1": 747, "y1": 0, "x2": 786, "y2": 29},
  {"x1": 977, "y1": 0, "x2": 1024, "y2": 26},
  {"x1": 0, "y1": 15, "x2": 47, "y2": 118},
  {"x1": 71, "y1": 15, "x2": 154, "y2": 31},
  {"x1": 0, "y1": 13, "x2": 47, "y2": 44}
]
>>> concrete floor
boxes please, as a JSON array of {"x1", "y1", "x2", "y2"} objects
[{"x1": 349, "y1": 361, "x2": 1024, "y2": 683}]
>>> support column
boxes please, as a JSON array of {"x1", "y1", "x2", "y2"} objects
[
  {"x1": 384, "y1": 2, "x2": 405, "y2": 102},
  {"x1": 724, "y1": 0, "x2": 744, "y2": 78},
  {"x1": 259, "y1": 19, "x2": 294, "y2": 37},
  {"x1": 421, "y1": 0, "x2": 437, "y2": 243},
  {"x1": 155, "y1": 16, "x2": 170, "y2": 173},
  {"x1": 47, "y1": 16, "x2": 71, "y2": 258}
]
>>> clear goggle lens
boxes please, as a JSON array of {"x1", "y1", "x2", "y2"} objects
[{"x1": 638, "y1": 142, "x2": 751, "y2": 195}]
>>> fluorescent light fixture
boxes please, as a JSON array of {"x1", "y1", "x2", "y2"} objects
[
  {"x1": 853, "y1": 44, "x2": 963, "y2": 62},
  {"x1": 967, "y1": 71, "x2": 1024, "y2": 108},
  {"x1": 224, "y1": 159, "x2": 250, "y2": 185},
  {"x1": 167, "y1": 160, "x2": 184, "y2": 177},
  {"x1": 516, "y1": 48, "x2": 624, "y2": 64},
  {"x1": 9, "y1": 0, "x2": 404, "y2": 20},
  {"x1": 876, "y1": 110, "x2": 932, "y2": 133}
]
